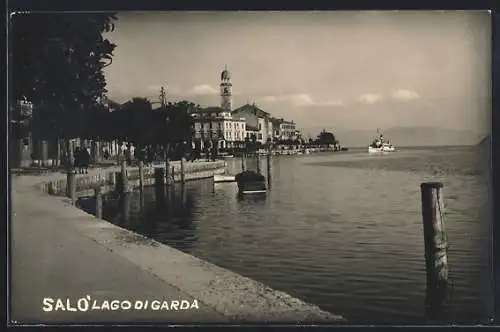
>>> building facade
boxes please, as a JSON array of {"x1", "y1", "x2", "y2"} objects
[
  {"x1": 191, "y1": 66, "x2": 286, "y2": 149},
  {"x1": 191, "y1": 67, "x2": 246, "y2": 150},
  {"x1": 271, "y1": 118, "x2": 299, "y2": 141},
  {"x1": 232, "y1": 103, "x2": 273, "y2": 145},
  {"x1": 192, "y1": 106, "x2": 246, "y2": 149}
]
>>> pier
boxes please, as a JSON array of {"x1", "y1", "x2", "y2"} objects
[{"x1": 10, "y1": 163, "x2": 344, "y2": 324}]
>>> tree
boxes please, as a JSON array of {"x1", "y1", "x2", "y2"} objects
[
  {"x1": 118, "y1": 97, "x2": 153, "y2": 145},
  {"x1": 11, "y1": 12, "x2": 117, "y2": 167},
  {"x1": 316, "y1": 129, "x2": 336, "y2": 146}
]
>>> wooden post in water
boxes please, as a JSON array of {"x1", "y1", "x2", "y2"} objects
[
  {"x1": 154, "y1": 168, "x2": 165, "y2": 207},
  {"x1": 122, "y1": 183, "x2": 132, "y2": 223},
  {"x1": 120, "y1": 160, "x2": 128, "y2": 193},
  {"x1": 108, "y1": 171, "x2": 116, "y2": 188},
  {"x1": 256, "y1": 153, "x2": 261, "y2": 173},
  {"x1": 115, "y1": 171, "x2": 123, "y2": 194},
  {"x1": 241, "y1": 154, "x2": 246, "y2": 171},
  {"x1": 66, "y1": 170, "x2": 76, "y2": 205},
  {"x1": 267, "y1": 152, "x2": 272, "y2": 189},
  {"x1": 420, "y1": 182, "x2": 449, "y2": 298},
  {"x1": 94, "y1": 186, "x2": 103, "y2": 219},
  {"x1": 180, "y1": 157, "x2": 186, "y2": 184},
  {"x1": 165, "y1": 158, "x2": 170, "y2": 186},
  {"x1": 138, "y1": 160, "x2": 144, "y2": 192},
  {"x1": 181, "y1": 183, "x2": 187, "y2": 211}
]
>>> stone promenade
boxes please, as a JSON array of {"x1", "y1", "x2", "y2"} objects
[{"x1": 10, "y1": 164, "x2": 345, "y2": 325}]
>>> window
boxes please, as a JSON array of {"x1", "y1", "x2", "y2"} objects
[
  {"x1": 258, "y1": 123, "x2": 262, "y2": 131},
  {"x1": 258, "y1": 134, "x2": 262, "y2": 140}
]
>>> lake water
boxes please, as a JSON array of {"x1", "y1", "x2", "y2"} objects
[{"x1": 81, "y1": 146, "x2": 492, "y2": 324}]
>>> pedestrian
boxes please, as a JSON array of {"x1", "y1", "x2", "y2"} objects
[
  {"x1": 73, "y1": 147, "x2": 81, "y2": 173},
  {"x1": 129, "y1": 144, "x2": 135, "y2": 165},
  {"x1": 80, "y1": 147, "x2": 90, "y2": 174},
  {"x1": 103, "y1": 148, "x2": 110, "y2": 160},
  {"x1": 126, "y1": 143, "x2": 132, "y2": 166}
]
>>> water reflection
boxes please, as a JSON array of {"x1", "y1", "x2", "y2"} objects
[
  {"x1": 424, "y1": 285, "x2": 450, "y2": 323},
  {"x1": 236, "y1": 192, "x2": 268, "y2": 203}
]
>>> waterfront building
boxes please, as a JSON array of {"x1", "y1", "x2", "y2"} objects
[
  {"x1": 191, "y1": 66, "x2": 246, "y2": 150},
  {"x1": 191, "y1": 66, "x2": 287, "y2": 148},
  {"x1": 271, "y1": 117, "x2": 299, "y2": 141},
  {"x1": 232, "y1": 103, "x2": 273, "y2": 145},
  {"x1": 9, "y1": 98, "x2": 63, "y2": 168},
  {"x1": 192, "y1": 106, "x2": 246, "y2": 150}
]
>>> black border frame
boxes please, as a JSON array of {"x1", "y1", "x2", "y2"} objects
[{"x1": 3, "y1": 1, "x2": 499, "y2": 330}]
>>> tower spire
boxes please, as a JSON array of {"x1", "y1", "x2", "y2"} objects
[{"x1": 220, "y1": 66, "x2": 232, "y2": 110}]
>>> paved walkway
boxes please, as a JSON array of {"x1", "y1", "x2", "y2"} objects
[
  {"x1": 10, "y1": 166, "x2": 344, "y2": 325},
  {"x1": 11, "y1": 166, "x2": 229, "y2": 324}
]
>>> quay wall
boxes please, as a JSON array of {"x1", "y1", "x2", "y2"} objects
[
  {"x1": 16, "y1": 160, "x2": 345, "y2": 323},
  {"x1": 37, "y1": 160, "x2": 226, "y2": 197}
]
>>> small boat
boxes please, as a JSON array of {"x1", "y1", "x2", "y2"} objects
[
  {"x1": 368, "y1": 129, "x2": 396, "y2": 153},
  {"x1": 221, "y1": 154, "x2": 235, "y2": 158},
  {"x1": 213, "y1": 174, "x2": 236, "y2": 183},
  {"x1": 235, "y1": 170, "x2": 267, "y2": 194}
]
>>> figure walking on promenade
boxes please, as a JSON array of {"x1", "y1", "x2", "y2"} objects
[
  {"x1": 73, "y1": 147, "x2": 81, "y2": 173},
  {"x1": 80, "y1": 147, "x2": 90, "y2": 174}
]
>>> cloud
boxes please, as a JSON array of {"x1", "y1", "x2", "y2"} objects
[
  {"x1": 147, "y1": 85, "x2": 163, "y2": 91},
  {"x1": 391, "y1": 89, "x2": 420, "y2": 101},
  {"x1": 259, "y1": 93, "x2": 343, "y2": 107},
  {"x1": 261, "y1": 95, "x2": 278, "y2": 103},
  {"x1": 358, "y1": 93, "x2": 383, "y2": 104},
  {"x1": 190, "y1": 84, "x2": 219, "y2": 96}
]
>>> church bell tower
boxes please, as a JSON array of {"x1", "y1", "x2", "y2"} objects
[{"x1": 220, "y1": 65, "x2": 232, "y2": 111}]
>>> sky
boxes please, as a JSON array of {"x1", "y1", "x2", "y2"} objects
[{"x1": 103, "y1": 11, "x2": 491, "y2": 141}]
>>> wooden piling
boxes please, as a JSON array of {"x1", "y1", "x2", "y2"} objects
[
  {"x1": 256, "y1": 153, "x2": 261, "y2": 173},
  {"x1": 267, "y1": 153, "x2": 272, "y2": 189},
  {"x1": 120, "y1": 160, "x2": 128, "y2": 192},
  {"x1": 122, "y1": 183, "x2": 132, "y2": 223},
  {"x1": 108, "y1": 171, "x2": 116, "y2": 187},
  {"x1": 165, "y1": 159, "x2": 170, "y2": 185},
  {"x1": 94, "y1": 186, "x2": 103, "y2": 219},
  {"x1": 420, "y1": 182, "x2": 449, "y2": 293},
  {"x1": 138, "y1": 160, "x2": 144, "y2": 192},
  {"x1": 241, "y1": 154, "x2": 246, "y2": 171},
  {"x1": 180, "y1": 157, "x2": 186, "y2": 184},
  {"x1": 181, "y1": 183, "x2": 187, "y2": 210},
  {"x1": 66, "y1": 170, "x2": 77, "y2": 204},
  {"x1": 155, "y1": 167, "x2": 165, "y2": 204},
  {"x1": 115, "y1": 171, "x2": 123, "y2": 193}
]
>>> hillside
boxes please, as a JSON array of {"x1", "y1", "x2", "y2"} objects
[{"x1": 476, "y1": 135, "x2": 491, "y2": 146}]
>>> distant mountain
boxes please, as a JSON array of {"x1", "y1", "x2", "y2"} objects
[
  {"x1": 476, "y1": 135, "x2": 491, "y2": 146},
  {"x1": 332, "y1": 126, "x2": 482, "y2": 148}
]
